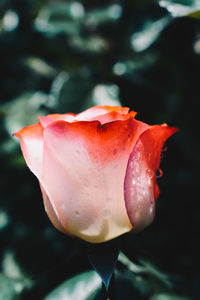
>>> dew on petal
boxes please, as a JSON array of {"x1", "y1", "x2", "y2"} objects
[
  {"x1": 146, "y1": 168, "x2": 154, "y2": 179},
  {"x1": 162, "y1": 145, "x2": 167, "y2": 153},
  {"x1": 142, "y1": 189, "x2": 146, "y2": 196},
  {"x1": 156, "y1": 168, "x2": 163, "y2": 179},
  {"x1": 129, "y1": 161, "x2": 133, "y2": 168},
  {"x1": 75, "y1": 210, "x2": 80, "y2": 217},
  {"x1": 160, "y1": 145, "x2": 168, "y2": 161},
  {"x1": 132, "y1": 178, "x2": 136, "y2": 185},
  {"x1": 149, "y1": 206, "x2": 153, "y2": 214}
]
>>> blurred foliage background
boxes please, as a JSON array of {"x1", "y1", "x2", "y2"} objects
[{"x1": 1, "y1": 0, "x2": 200, "y2": 299}]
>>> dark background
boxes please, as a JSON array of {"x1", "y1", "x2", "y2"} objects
[{"x1": 0, "y1": 0, "x2": 200, "y2": 299}]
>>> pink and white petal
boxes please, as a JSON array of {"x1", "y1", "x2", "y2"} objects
[
  {"x1": 42, "y1": 118, "x2": 149, "y2": 243},
  {"x1": 14, "y1": 123, "x2": 65, "y2": 232},
  {"x1": 87, "y1": 111, "x2": 137, "y2": 124},
  {"x1": 39, "y1": 116, "x2": 53, "y2": 128},
  {"x1": 39, "y1": 113, "x2": 76, "y2": 128},
  {"x1": 124, "y1": 125, "x2": 178, "y2": 232},
  {"x1": 75, "y1": 105, "x2": 130, "y2": 122},
  {"x1": 14, "y1": 123, "x2": 44, "y2": 180},
  {"x1": 40, "y1": 183, "x2": 66, "y2": 234}
]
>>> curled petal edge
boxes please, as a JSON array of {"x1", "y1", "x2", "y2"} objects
[{"x1": 124, "y1": 125, "x2": 178, "y2": 232}]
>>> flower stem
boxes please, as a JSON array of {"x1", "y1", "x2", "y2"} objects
[{"x1": 102, "y1": 273, "x2": 115, "y2": 300}]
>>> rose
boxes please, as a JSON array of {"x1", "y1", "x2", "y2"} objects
[{"x1": 14, "y1": 106, "x2": 178, "y2": 243}]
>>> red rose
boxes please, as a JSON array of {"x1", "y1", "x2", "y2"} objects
[{"x1": 14, "y1": 106, "x2": 178, "y2": 243}]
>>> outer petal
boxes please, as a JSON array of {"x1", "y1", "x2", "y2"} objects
[
  {"x1": 124, "y1": 125, "x2": 178, "y2": 232},
  {"x1": 75, "y1": 105, "x2": 130, "y2": 121},
  {"x1": 39, "y1": 113, "x2": 76, "y2": 128},
  {"x1": 42, "y1": 118, "x2": 149, "y2": 243},
  {"x1": 39, "y1": 106, "x2": 134, "y2": 127},
  {"x1": 14, "y1": 123, "x2": 64, "y2": 234},
  {"x1": 86, "y1": 111, "x2": 137, "y2": 124},
  {"x1": 14, "y1": 123, "x2": 44, "y2": 179},
  {"x1": 40, "y1": 183, "x2": 66, "y2": 234}
]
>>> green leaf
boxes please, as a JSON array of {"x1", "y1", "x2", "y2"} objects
[
  {"x1": 89, "y1": 84, "x2": 121, "y2": 107},
  {"x1": 0, "y1": 251, "x2": 32, "y2": 299},
  {"x1": 118, "y1": 252, "x2": 145, "y2": 274},
  {"x1": 2, "y1": 92, "x2": 47, "y2": 136},
  {"x1": 69, "y1": 35, "x2": 108, "y2": 54},
  {"x1": 48, "y1": 71, "x2": 94, "y2": 113},
  {"x1": 151, "y1": 293, "x2": 190, "y2": 300},
  {"x1": 85, "y1": 4, "x2": 122, "y2": 26},
  {"x1": 0, "y1": 274, "x2": 17, "y2": 300},
  {"x1": 44, "y1": 271, "x2": 101, "y2": 300},
  {"x1": 131, "y1": 16, "x2": 171, "y2": 52},
  {"x1": 88, "y1": 239, "x2": 119, "y2": 291},
  {"x1": 34, "y1": 2, "x2": 84, "y2": 36},
  {"x1": 118, "y1": 252, "x2": 173, "y2": 288},
  {"x1": 159, "y1": 0, "x2": 200, "y2": 18},
  {"x1": 0, "y1": 210, "x2": 9, "y2": 231},
  {"x1": 187, "y1": 9, "x2": 200, "y2": 18}
]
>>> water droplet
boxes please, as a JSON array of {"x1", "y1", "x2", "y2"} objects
[
  {"x1": 142, "y1": 189, "x2": 146, "y2": 196},
  {"x1": 156, "y1": 168, "x2": 163, "y2": 179},
  {"x1": 102, "y1": 208, "x2": 111, "y2": 218},
  {"x1": 162, "y1": 145, "x2": 167, "y2": 153},
  {"x1": 149, "y1": 205, "x2": 153, "y2": 214},
  {"x1": 137, "y1": 152, "x2": 141, "y2": 160},
  {"x1": 160, "y1": 145, "x2": 167, "y2": 161},
  {"x1": 132, "y1": 178, "x2": 136, "y2": 185},
  {"x1": 146, "y1": 169, "x2": 154, "y2": 179},
  {"x1": 129, "y1": 161, "x2": 133, "y2": 168},
  {"x1": 75, "y1": 210, "x2": 80, "y2": 217}
]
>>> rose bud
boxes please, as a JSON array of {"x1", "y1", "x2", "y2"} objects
[{"x1": 14, "y1": 106, "x2": 178, "y2": 243}]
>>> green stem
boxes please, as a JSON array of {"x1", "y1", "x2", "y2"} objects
[{"x1": 102, "y1": 273, "x2": 115, "y2": 300}]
